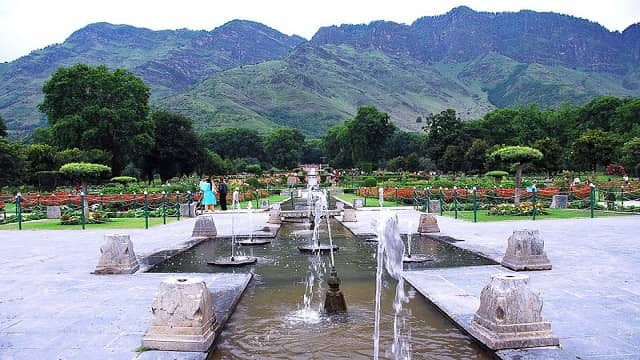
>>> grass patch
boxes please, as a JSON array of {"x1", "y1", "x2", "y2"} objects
[
  {"x1": 442, "y1": 208, "x2": 633, "y2": 222},
  {"x1": 0, "y1": 217, "x2": 177, "y2": 230},
  {"x1": 334, "y1": 193, "x2": 406, "y2": 207}
]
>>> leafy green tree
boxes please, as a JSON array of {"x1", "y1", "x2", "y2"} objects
[
  {"x1": 489, "y1": 146, "x2": 543, "y2": 205},
  {"x1": 532, "y1": 137, "x2": 565, "y2": 175},
  {"x1": 59, "y1": 162, "x2": 111, "y2": 195},
  {"x1": 383, "y1": 131, "x2": 424, "y2": 159},
  {"x1": 348, "y1": 106, "x2": 396, "y2": 164},
  {"x1": 571, "y1": 129, "x2": 622, "y2": 171},
  {"x1": 464, "y1": 139, "x2": 491, "y2": 174},
  {"x1": 611, "y1": 98, "x2": 640, "y2": 139},
  {"x1": 0, "y1": 139, "x2": 26, "y2": 189},
  {"x1": 263, "y1": 128, "x2": 305, "y2": 169},
  {"x1": 323, "y1": 123, "x2": 352, "y2": 168},
  {"x1": 0, "y1": 116, "x2": 7, "y2": 138},
  {"x1": 200, "y1": 128, "x2": 265, "y2": 160},
  {"x1": 39, "y1": 64, "x2": 153, "y2": 175},
  {"x1": 143, "y1": 111, "x2": 202, "y2": 182},
  {"x1": 24, "y1": 144, "x2": 58, "y2": 185},
  {"x1": 621, "y1": 137, "x2": 640, "y2": 176},
  {"x1": 196, "y1": 151, "x2": 228, "y2": 176},
  {"x1": 29, "y1": 127, "x2": 54, "y2": 145},
  {"x1": 423, "y1": 109, "x2": 466, "y2": 166},
  {"x1": 301, "y1": 138, "x2": 324, "y2": 164},
  {"x1": 577, "y1": 96, "x2": 625, "y2": 132}
]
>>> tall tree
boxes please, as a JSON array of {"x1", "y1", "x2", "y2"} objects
[
  {"x1": 39, "y1": 64, "x2": 153, "y2": 175},
  {"x1": 571, "y1": 129, "x2": 622, "y2": 171},
  {"x1": 489, "y1": 146, "x2": 543, "y2": 205},
  {"x1": 263, "y1": 128, "x2": 305, "y2": 169},
  {"x1": 348, "y1": 106, "x2": 396, "y2": 164},
  {"x1": 200, "y1": 128, "x2": 265, "y2": 160},
  {"x1": 423, "y1": 109, "x2": 466, "y2": 166},
  {"x1": 620, "y1": 137, "x2": 640, "y2": 176},
  {"x1": 0, "y1": 139, "x2": 25, "y2": 189},
  {"x1": 144, "y1": 111, "x2": 203, "y2": 182},
  {"x1": 323, "y1": 123, "x2": 352, "y2": 168},
  {"x1": 0, "y1": 116, "x2": 7, "y2": 138}
]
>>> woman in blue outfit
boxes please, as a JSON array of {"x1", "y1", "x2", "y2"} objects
[{"x1": 199, "y1": 177, "x2": 217, "y2": 212}]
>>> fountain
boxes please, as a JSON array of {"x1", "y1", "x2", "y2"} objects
[
  {"x1": 237, "y1": 201, "x2": 272, "y2": 246},
  {"x1": 208, "y1": 192, "x2": 257, "y2": 266},
  {"x1": 374, "y1": 212, "x2": 410, "y2": 359},
  {"x1": 403, "y1": 220, "x2": 432, "y2": 263},
  {"x1": 298, "y1": 196, "x2": 338, "y2": 253}
]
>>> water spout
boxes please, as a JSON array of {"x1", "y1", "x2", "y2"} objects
[{"x1": 374, "y1": 212, "x2": 410, "y2": 359}]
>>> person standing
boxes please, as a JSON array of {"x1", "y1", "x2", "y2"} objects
[
  {"x1": 218, "y1": 178, "x2": 228, "y2": 210},
  {"x1": 199, "y1": 177, "x2": 217, "y2": 212}
]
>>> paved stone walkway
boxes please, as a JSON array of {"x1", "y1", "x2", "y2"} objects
[
  {"x1": 340, "y1": 209, "x2": 640, "y2": 359},
  {"x1": 0, "y1": 212, "x2": 272, "y2": 360}
]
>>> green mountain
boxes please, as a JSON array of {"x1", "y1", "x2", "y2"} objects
[
  {"x1": 1, "y1": 6, "x2": 639, "y2": 137},
  {"x1": 0, "y1": 20, "x2": 304, "y2": 135}
]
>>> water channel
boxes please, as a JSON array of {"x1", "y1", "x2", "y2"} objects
[{"x1": 150, "y1": 217, "x2": 495, "y2": 359}]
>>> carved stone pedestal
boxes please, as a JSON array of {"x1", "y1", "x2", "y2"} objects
[
  {"x1": 142, "y1": 277, "x2": 219, "y2": 352},
  {"x1": 267, "y1": 209, "x2": 282, "y2": 224},
  {"x1": 469, "y1": 273, "x2": 559, "y2": 350},
  {"x1": 93, "y1": 234, "x2": 139, "y2": 274},
  {"x1": 342, "y1": 208, "x2": 357, "y2": 222},
  {"x1": 192, "y1": 215, "x2": 217, "y2": 238},
  {"x1": 502, "y1": 229, "x2": 552, "y2": 271},
  {"x1": 46, "y1": 205, "x2": 61, "y2": 219},
  {"x1": 180, "y1": 202, "x2": 197, "y2": 218},
  {"x1": 417, "y1": 214, "x2": 440, "y2": 233}
]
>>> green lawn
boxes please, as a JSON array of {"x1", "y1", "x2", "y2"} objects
[
  {"x1": 442, "y1": 208, "x2": 633, "y2": 222},
  {"x1": 0, "y1": 217, "x2": 177, "y2": 230},
  {"x1": 334, "y1": 193, "x2": 407, "y2": 207}
]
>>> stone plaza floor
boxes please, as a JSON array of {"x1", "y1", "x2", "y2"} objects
[{"x1": 0, "y1": 212, "x2": 271, "y2": 360}]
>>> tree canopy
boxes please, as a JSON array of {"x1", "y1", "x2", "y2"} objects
[{"x1": 39, "y1": 64, "x2": 153, "y2": 175}]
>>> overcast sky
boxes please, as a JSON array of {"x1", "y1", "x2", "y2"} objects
[{"x1": 1, "y1": 0, "x2": 638, "y2": 63}]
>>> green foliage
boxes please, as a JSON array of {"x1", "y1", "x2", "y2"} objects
[
  {"x1": 487, "y1": 202, "x2": 548, "y2": 216},
  {"x1": 144, "y1": 110, "x2": 202, "y2": 182},
  {"x1": 363, "y1": 177, "x2": 377, "y2": 187},
  {"x1": 245, "y1": 164, "x2": 262, "y2": 175},
  {"x1": 489, "y1": 146, "x2": 543, "y2": 163},
  {"x1": 110, "y1": 176, "x2": 137, "y2": 185},
  {"x1": 571, "y1": 129, "x2": 622, "y2": 171},
  {"x1": 485, "y1": 170, "x2": 509, "y2": 178},
  {"x1": 59, "y1": 163, "x2": 112, "y2": 185},
  {"x1": 199, "y1": 128, "x2": 265, "y2": 160},
  {"x1": 0, "y1": 139, "x2": 26, "y2": 189},
  {"x1": 621, "y1": 137, "x2": 640, "y2": 175},
  {"x1": 39, "y1": 64, "x2": 153, "y2": 175},
  {"x1": 0, "y1": 116, "x2": 6, "y2": 138},
  {"x1": 263, "y1": 128, "x2": 305, "y2": 169}
]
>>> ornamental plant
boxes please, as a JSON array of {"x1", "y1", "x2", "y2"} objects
[{"x1": 489, "y1": 146, "x2": 543, "y2": 205}]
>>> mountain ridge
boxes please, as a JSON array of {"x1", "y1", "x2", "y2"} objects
[{"x1": 1, "y1": 7, "x2": 639, "y2": 137}]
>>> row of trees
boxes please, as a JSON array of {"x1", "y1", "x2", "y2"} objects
[{"x1": 1, "y1": 63, "x2": 639, "y2": 191}]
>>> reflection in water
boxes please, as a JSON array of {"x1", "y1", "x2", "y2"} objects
[{"x1": 150, "y1": 219, "x2": 494, "y2": 359}]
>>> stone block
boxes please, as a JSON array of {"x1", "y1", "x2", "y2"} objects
[
  {"x1": 271, "y1": 202, "x2": 281, "y2": 210},
  {"x1": 335, "y1": 202, "x2": 344, "y2": 212},
  {"x1": 353, "y1": 198, "x2": 364, "y2": 209},
  {"x1": 342, "y1": 208, "x2": 357, "y2": 222},
  {"x1": 502, "y1": 229, "x2": 552, "y2": 271},
  {"x1": 142, "y1": 277, "x2": 219, "y2": 352},
  {"x1": 417, "y1": 214, "x2": 440, "y2": 233},
  {"x1": 93, "y1": 234, "x2": 139, "y2": 274},
  {"x1": 469, "y1": 273, "x2": 559, "y2": 350},
  {"x1": 260, "y1": 199, "x2": 270, "y2": 209},
  {"x1": 192, "y1": 215, "x2": 217, "y2": 238},
  {"x1": 268, "y1": 209, "x2": 282, "y2": 224},
  {"x1": 46, "y1": 205, "x2": 61, "y2": 219},
  {"x1": 180, "y1": 202, "x2": 197, "y2": 218},
  {"x1": 550, "y1": 195, "x2": 568, "y2": 209}
]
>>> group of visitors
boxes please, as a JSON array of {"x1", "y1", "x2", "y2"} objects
[{"x1": 198, "y1": 177, "x2": 229, "y2": 212}]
